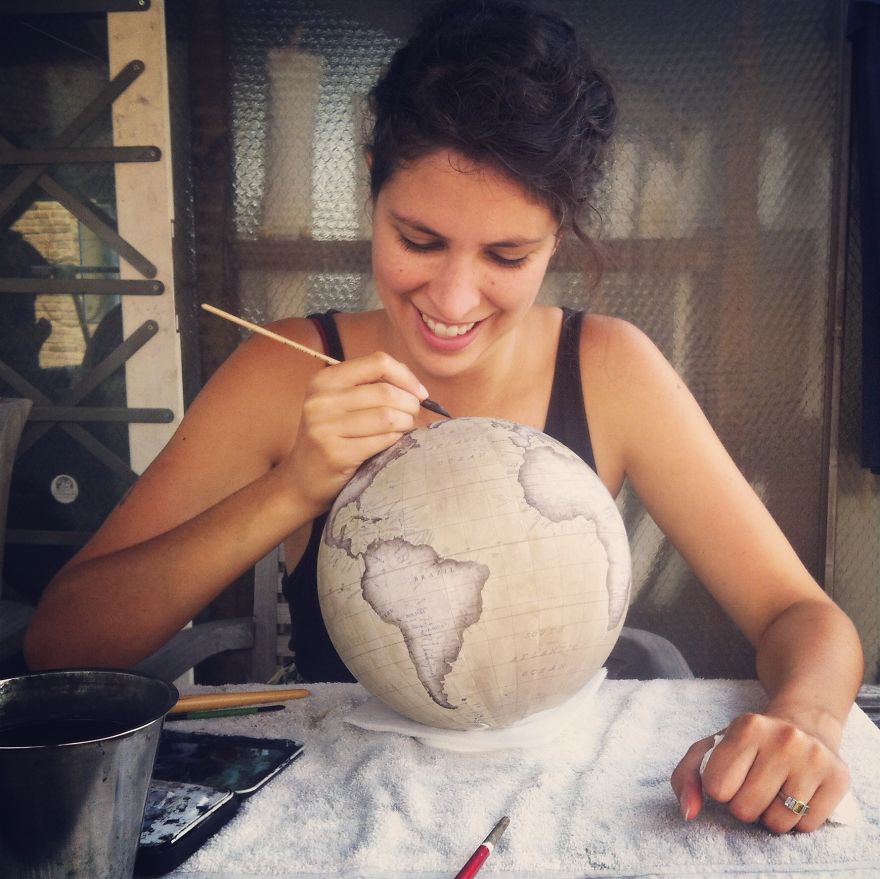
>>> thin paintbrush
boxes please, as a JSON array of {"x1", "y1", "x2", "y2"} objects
[
  {"x1": 201, "y1": 303, "x2": 451, "y2": 418},
  {"x1": 169, "y1": 688, "x2": 309, "y2": 714}
]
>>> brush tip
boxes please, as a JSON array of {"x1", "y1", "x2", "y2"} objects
[{"x1": 421, "y1": 398, "x2": 452, "y2": 419}]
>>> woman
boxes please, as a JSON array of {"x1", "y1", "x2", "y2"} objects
[{"x1": 25, "y1": 0, "x2": 862, "y2": 833}]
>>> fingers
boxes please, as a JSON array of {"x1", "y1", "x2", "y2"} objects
[
  {"x1": 314, "y1": 350, "x2": 428, "y2": 405},
  {"x1": 303, "y1": 364, "x2": 423, "y2": 453},
  {"x1": 305, "y1": 350, "x2": 425, "y2": 425},
  {"x1": 783, "y1": 763, "x2": 850, "y2": 832},
  {"x1": 723, "y1": 745, "x2": 808, "y2": 832},
  {"x1": 686, "y1": 713, "x2": 851, "y2": 833},
  {"x1": 670, "y1": 734, "x2": 722, "y2": 822},
  {"x1": 289, "y1": 351, "x2": 430, "y2": 510},
  {"x1": 756, "y1": 743, "x2": 850, "y2": 833}
]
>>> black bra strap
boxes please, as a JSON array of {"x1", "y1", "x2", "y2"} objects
[
  {"x1": 544, "y1": 308, "x2": 596, "y2": 470},
  {"x1": 307, "y1": 309, "x2": 344, "y2": 361}
]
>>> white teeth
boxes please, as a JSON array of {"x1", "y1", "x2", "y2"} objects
[{"x1": 421, "y1": 313, "x2": 476, "y2": 338}]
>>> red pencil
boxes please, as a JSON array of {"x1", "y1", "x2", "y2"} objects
[{"x1": 454, "y1": 816, "x2": 510, "y2": 879}]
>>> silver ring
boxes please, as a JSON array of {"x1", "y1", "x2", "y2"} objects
[{"x1": 778, "y1": 792, "x2": 810, "y2": 816}]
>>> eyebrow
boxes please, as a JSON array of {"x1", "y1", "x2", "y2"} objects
[{"x1": 389, "y1": 211, "x2": 545, "y2": 249}]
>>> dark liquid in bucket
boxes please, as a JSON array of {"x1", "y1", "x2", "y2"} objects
[{"x1": 0, "y1": 716, "x2": 132, "y2": 747}]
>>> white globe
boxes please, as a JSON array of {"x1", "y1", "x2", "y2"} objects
[{"x1": 317, "y1": 417, "x2": 631, "y2": 730}]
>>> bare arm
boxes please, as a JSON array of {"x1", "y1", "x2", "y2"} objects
[
  {"x1": 25, "y1": 465, "x2": 312, "y2": 670},
  {"x1": 24, "y1": 320, "x2": 427, "y2": 670},
  {"x1": 582, "y1": 316, "x2": 863, "y2": 831}
]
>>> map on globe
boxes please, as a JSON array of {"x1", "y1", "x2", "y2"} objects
[{"x1": 319, "y1": 418, "x2": 631, "y2": 729}]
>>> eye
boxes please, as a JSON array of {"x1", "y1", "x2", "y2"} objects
[
  {"x1": 398, "y1": 234, "x2": 442, "y2": 254},
  {"x1": 488, "y1": 251, "x2": 530, "y2": 270}
]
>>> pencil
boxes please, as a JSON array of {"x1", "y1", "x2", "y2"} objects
[
  {"x1": 454, "y1": 816, "x2": 510, "y2": 879},
  {"x1": 201, "y1": 303, "x2": 452, "y2": 418},
  {"x1": 165, "y1": 704, "x2": 286, "y2": 722},
  {"x1": 169, "y1": 688, "x2": 310, "y2": 715}
]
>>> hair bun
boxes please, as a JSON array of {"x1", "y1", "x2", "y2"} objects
[{"x1": 367, "y1": 0, "x2": 616, "y2": 243}]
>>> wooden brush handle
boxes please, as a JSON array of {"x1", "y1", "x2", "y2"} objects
[{"x1": 170, "y1": 688, "x2": 310, "y2": 714}]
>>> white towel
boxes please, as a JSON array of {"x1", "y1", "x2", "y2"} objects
[
  {"x1": 165, "y1": 680, "x2": 880, "y2": 879},
  {"x1": 345, "y1": 668, "x2": 607, "y2": 752}
]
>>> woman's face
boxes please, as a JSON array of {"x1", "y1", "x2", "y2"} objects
[{"x1": 371, "y1": 149, "x2": 559, "y2": 380}]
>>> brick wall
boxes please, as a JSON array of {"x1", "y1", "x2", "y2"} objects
[{"x1": 11, "y1": 200, "x2": 86, "y2": 370}]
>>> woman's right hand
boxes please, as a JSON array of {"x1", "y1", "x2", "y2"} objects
[{"x1": 283, "y1": 350, "x2": 429, "y2": 515}]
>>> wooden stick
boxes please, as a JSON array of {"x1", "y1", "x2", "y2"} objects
[
  {"x1": 201, "y1": 303, "x2": 337, "y2": 365},
  {"x1": 169, "y1": 688, "x2": 310, "y2": 715},
  {"x1": 201, "y1": 302, "x2": 452, "y2": 418}
]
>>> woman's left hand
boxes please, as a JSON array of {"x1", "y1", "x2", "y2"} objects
[{"x1": 671, "y1": 711, "x2": 851, "y2": 833}]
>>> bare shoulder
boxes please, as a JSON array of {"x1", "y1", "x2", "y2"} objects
[
  {"x1": 581, "y1": 313, "x2": 696, "y2": 432},
  {"x1": 580, "y1": 314, "x2": 676, "y2": 386},
  {"x1": 579, "y1": 314, "x2": 688, "y2": 487},
  {"x1": 179, "y1": 315, "x2": 327, "y2": 459}
]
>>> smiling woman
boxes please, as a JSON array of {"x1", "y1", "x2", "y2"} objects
[{"x1": 23, "y1": 0, "x2": 863, "y2": 836}]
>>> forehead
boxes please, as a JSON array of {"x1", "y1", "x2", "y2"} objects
[{"x1": 377, "y1": 149, "x2": 557, "y2": 237}]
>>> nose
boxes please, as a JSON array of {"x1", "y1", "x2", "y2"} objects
[{"x1": 426, "y1": 253, "x2": 482, "y2": 322}]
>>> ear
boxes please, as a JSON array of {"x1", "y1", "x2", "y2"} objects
[{"x1": 364, "y1": 148, "x2": 373, "y2": 171}]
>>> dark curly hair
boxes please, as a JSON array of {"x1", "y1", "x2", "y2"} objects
[{"x1": 367, "y1": 0, "x2": 616, "y2": 246}]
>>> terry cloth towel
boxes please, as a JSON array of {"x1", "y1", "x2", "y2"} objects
[{"x1": 165, "y1": 679, "x2": 880, "y2": 879}]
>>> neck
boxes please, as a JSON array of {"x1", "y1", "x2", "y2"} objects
[{"x1": 410, "y1": 310, "x2": 560, "y2": 430}]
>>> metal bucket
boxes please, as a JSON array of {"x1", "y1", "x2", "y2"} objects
[{"x1": 0, "y1": 668, "x2": 178, "y2": 879}]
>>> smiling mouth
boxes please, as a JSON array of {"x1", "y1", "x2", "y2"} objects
[{"x1": 419, "y1": 311, "x2": 478, "y2": 338}]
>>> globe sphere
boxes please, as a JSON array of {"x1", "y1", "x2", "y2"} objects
[{"x1": 317, "y1": 417, "x2": 631, "y2": 730}]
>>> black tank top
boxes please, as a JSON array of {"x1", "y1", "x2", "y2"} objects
[{"x1": 281, "y1": 308, "x2": 596, "y2": 682}]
